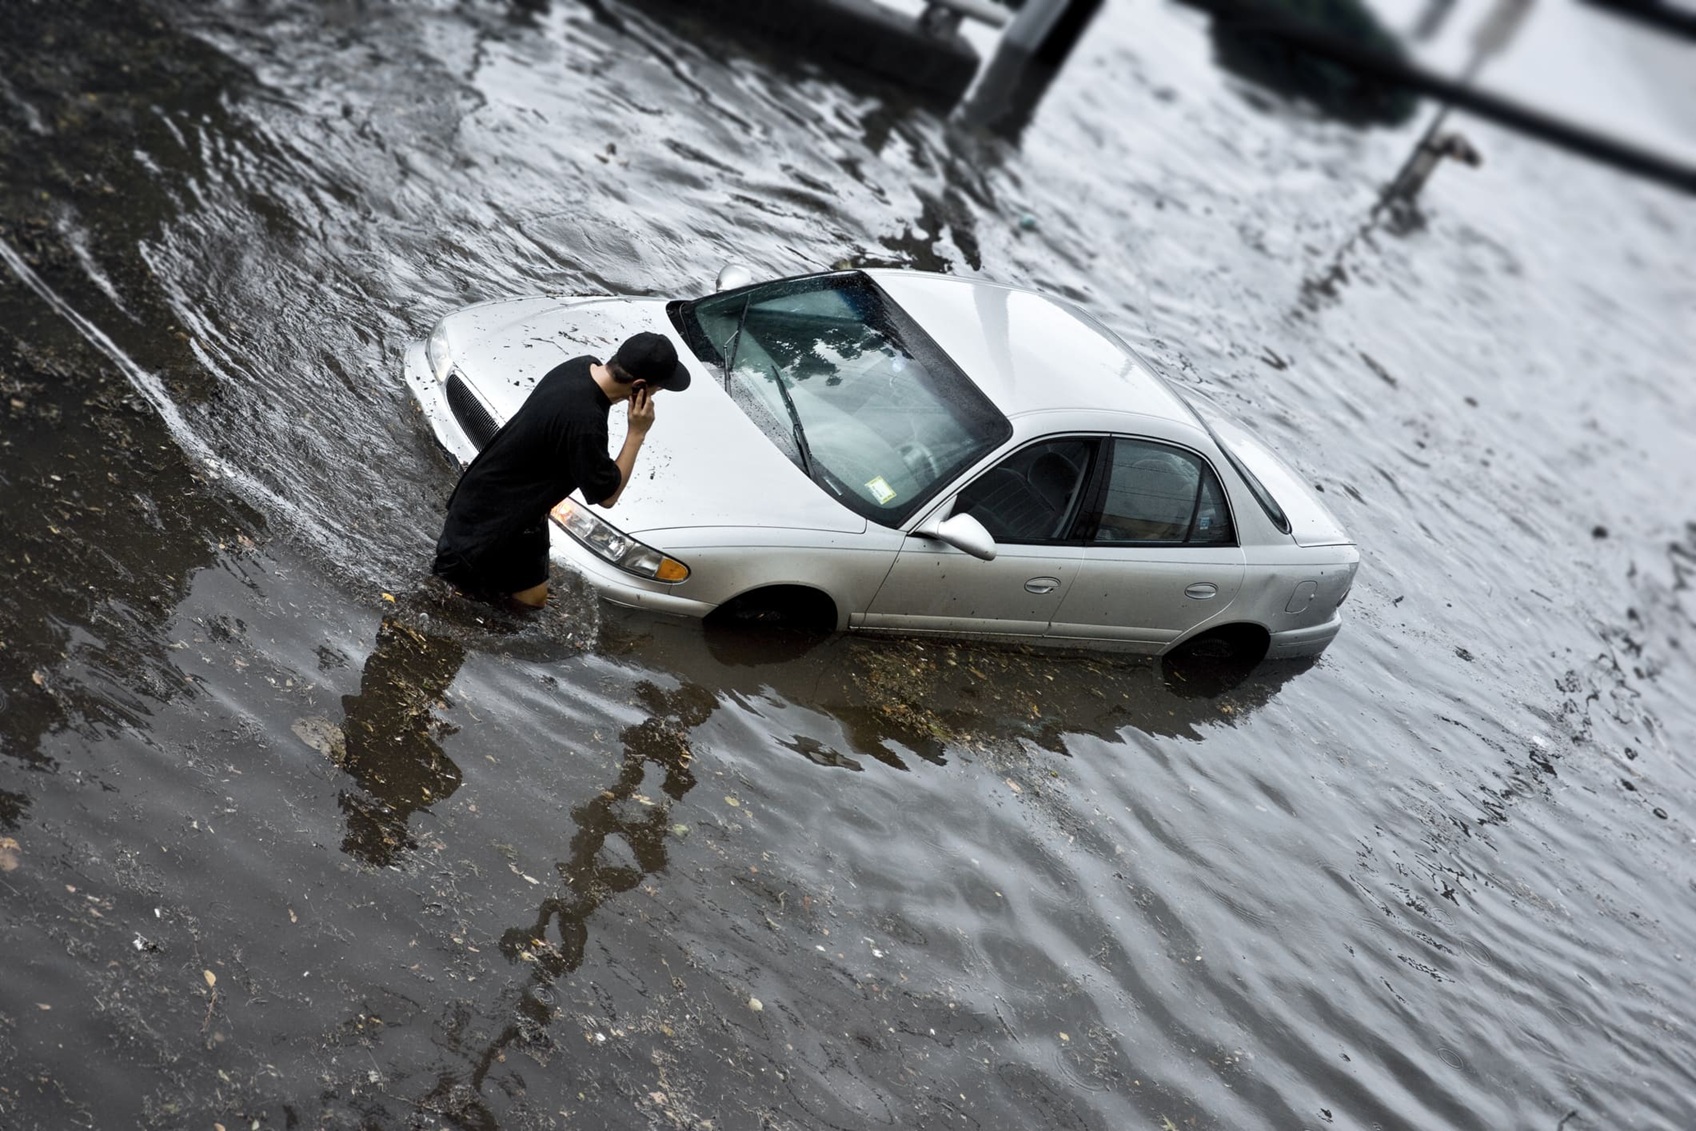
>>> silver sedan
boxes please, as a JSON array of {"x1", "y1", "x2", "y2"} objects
[{"x1": 404, "y1": 268, "x2": 1358, "y2": 660}]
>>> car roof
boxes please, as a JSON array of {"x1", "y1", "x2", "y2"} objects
[{"x1": 864, "y1": 270, "x2": 1201, "y2": 427}]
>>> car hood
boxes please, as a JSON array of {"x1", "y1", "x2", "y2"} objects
[{"x1": 445, "y1": 296, "x2": 866, "y2": 538}]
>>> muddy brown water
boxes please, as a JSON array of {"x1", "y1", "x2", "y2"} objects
[{"x1": 2, "y1": 2, "x2": 1693, "y2": 1128}]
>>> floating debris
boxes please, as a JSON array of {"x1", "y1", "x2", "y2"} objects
[{"x1": 290, "y1": 716, "x2": 348, "y2": 767}]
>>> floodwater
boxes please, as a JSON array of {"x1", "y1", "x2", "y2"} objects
[{"x1": 2, "y1": 1, "x2": 1693, "y2": 1128}]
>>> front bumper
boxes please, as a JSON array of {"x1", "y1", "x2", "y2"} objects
[
  {"x1": 405, "y1": 340, "x2": 710, "y2": 616},
  {"x1": 403, "y1": 340, "x2": 481, "y2": 468},
  {"x1": 548, "y1": 531, "x2": 714, "y2": 618}
]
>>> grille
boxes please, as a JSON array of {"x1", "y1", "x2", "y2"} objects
[{"x1": 445, "y1": 372, "x2": 499, "y2": 450}]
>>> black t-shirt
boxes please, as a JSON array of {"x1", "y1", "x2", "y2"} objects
[{"x1": 434, "y1": 356, "x2": 623, "y2": 566}]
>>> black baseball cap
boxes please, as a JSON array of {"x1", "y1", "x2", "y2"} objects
[{"x1": 612, "y1": 332, "x2": 691, "y2": 392}]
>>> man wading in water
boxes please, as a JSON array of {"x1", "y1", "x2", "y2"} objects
[{"x1": 431, "y1": 331, "x2": 691, "y2": 608}]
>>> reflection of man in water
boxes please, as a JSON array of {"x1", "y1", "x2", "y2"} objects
[
  {"x1": 335, "y1": 617, "x2": 467, "y2": 866},
  {"x1": 431, "y1": 332, "x2": 690, "y2": 609}
]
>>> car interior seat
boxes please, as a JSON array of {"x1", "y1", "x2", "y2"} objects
[
  {"x1": 957, "y1": 447, "x2": 1087, "y2": 543},
  {"x1": 1027, "y1": 451, "x2": 1082, "y2": 537},
  {"x1": 1028, "y1": 452, "x2": 1079, "y2": 512},
  {"x1": 960, "y1": 468, "x2": 1044, "y2": 541}
]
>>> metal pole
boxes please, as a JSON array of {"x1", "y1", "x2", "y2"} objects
[
  {"x1": 1177, "y1": 0, "x2": 1695, "y2": 195},
  {"x1": 1379, "y1": 0, "x2": 1532, "y2": 207},
  {"x1": 957, "y1": 0, "x2": 1104, "y2": 132}
]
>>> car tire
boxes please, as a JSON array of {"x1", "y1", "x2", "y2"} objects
[
  {"x1": 705, "y1": 586, "x2": 838, "y2": 635},
  {"x1": 1158, "y1": 624, "x2": 1269, "y2": 699}
]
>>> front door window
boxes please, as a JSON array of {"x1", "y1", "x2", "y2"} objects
[{"x1": 952, "y1": 438, "x2": 1096, "y2": 544}]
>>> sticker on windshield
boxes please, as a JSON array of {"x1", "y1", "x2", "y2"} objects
[{"x1": 865, "y1": 475, "x2": 898, "y2": 505}]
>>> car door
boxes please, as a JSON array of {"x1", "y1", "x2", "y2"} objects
[
  {"x1": 859, "y1": 438, "x2": 1097, "y2": 639},
  {"x1": 1048, "y1": 437, "x2": 1246, "y2": 650}
]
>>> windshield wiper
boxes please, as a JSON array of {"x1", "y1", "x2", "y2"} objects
[
  {"x1": 764, "y1": 364, "x2": 814, "y2": 478},
  {"x1": 720, "y1": 295, "x2": 750, "y2": 391},
  {"x1": 719, "y1": 300, "x2": 812, "y2": 477}
]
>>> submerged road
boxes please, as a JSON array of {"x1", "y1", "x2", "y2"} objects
[{"x1": 1, "y1": 1, "x2": 1692, "y2": 1128}]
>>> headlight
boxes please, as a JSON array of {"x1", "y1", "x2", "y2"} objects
[
  {"x1": 426, "y1": 319, "x2": 454, "y2": 383},
  {"x1": 550, "y1": 500, "x2": 690, "y2": 582}
]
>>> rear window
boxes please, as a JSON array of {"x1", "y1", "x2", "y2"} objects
[{"x1": 1187, "y1": 404, "x2": 1292, "y2": 536}]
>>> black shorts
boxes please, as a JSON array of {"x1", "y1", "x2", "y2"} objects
[{"x1": 432, "y1": 520, "x2": 550, "y2": 599}]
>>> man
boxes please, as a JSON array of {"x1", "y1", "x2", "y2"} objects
[{"x1": 431, "y1": 331, "x2": 691, "y2": 608}]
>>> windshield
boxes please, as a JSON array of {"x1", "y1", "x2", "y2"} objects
[{"x1": 672, "y1": 271, "x2": 1011, "y2": 526}]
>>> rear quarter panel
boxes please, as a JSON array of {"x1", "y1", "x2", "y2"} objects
[{"x1": 1231, "y1": 544, "x2": 1359, "y2": 638}]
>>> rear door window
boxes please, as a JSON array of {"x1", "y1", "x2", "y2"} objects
[{"x1": 1091, "y1": 439, "x2": 1235, "y2": 546}]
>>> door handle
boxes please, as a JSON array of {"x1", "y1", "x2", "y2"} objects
[
  {"x1": 1185, "y1": 582, "x2": 1219, "y2": 599},
  {"x1": 1024, "y1": 576, "x2": 1060, "y2": 594}
]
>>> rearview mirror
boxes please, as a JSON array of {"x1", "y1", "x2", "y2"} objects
[
  {"x1": 916, "y1": 511, "x2": 997, "y2": 561},
  {"x1": 715, "y1": 264, "x2": 753, "y2": 292}
]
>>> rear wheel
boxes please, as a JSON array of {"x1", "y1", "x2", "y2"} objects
[
  {"x1": 1169, "y1": 624, "x2": 1268, "y2": 664},
  {"x1": 1159, "y1": 624, "x2": 1269, "y2": 698}
]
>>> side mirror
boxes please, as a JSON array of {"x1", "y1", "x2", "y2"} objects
[
  {"x1": 916, "y1": 510, "x2": 997, "y2": 561},
  {"x1": 715, "y1": 264, "x2": 753, "y2": 292}
]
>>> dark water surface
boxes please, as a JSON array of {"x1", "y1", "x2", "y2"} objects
[{"x1": 3, "y1": 1, "x2": 1693, "y2": 1128}]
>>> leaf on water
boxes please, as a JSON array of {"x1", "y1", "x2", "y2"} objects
[
  {"x1": 31, "y1": 670, "x2": 45, "y2": 687},
  {"x1": 0, "y1": 836, "x2": 20, "y2": 873},
  {"x1": 1004, "y1": 778, "x2": 1023, "y2": 794},
  {"x1": 288, "y1": 908, "x2": 298, "y2": 924},
  {"x1": 203, "y1": 969, "x2": 216, "y2": 988},
  {"x1": 725, "y1": 796, "x2": 741, "y2": 807},
  {"x1": 36, "y1": 1003, "x2": 51, "y2": 1010},
  {"x1": 748, "y1": 997, "x2": 763, "y2": 1012},
  {"x1": 382, "y1": 592, "x2": 396, "y2": 603}
]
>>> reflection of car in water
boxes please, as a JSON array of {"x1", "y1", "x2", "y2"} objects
[
  {"x1": 406, "y1": 268, "x2": 1358, "y2": 663},
  {"x1": 606, "y1": 610, "x2": 1315, "y2": 759}
]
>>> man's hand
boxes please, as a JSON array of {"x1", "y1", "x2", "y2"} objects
[
  {"x1": 601, "y1": 386, "x2": 654, "y2": 509},
  {"x1": 628, "y1": 386, "x2": 656, "y2": 436}
]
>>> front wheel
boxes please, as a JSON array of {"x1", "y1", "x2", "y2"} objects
[
  {"x1": 703, "y1": 587, "x2": 837, "y2": 664},
  {"x1": 705, "y1": 586, "x2": 837, "y2": 635}
]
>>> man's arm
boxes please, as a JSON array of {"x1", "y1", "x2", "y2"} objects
[{"x1": 598, "y1": 387, "x2": 655, "y2": 508}]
